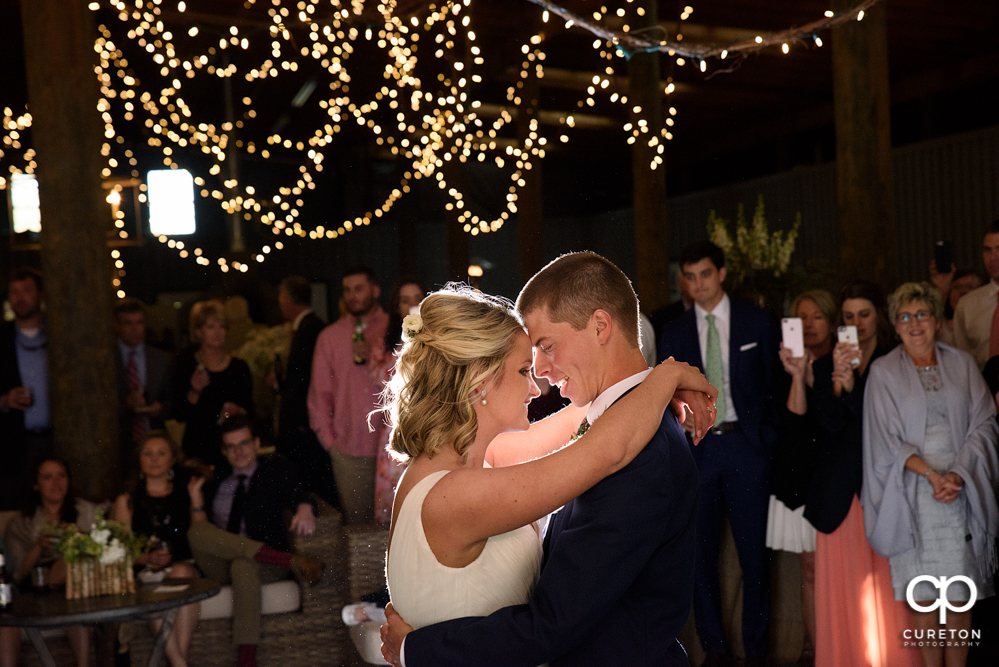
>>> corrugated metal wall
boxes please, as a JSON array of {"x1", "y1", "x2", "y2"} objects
[{"x1": 666, "y1": 124, "x2": 999, "y2": 283}]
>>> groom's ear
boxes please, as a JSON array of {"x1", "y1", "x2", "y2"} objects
[{"x1": 592, "y1": 309, "x2": 613, "y2": 345}]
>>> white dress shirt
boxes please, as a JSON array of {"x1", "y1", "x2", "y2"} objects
[
  {"x1": 693, "y1": 293, "x2": 738, "y2": 423},
  {"x1": 953, "y1": 280, "x2": 999, "y2": 370},
  {"x1": 585, "y1": 368, "x2": 653, "y2": 426}
]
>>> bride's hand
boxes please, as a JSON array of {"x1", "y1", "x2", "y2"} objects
[
  {"x1": 380, "y1": 603, "x2": 412, "y2": 667},
  {"x1": 654, "y1": 358, "x2": 717, "y2": 444}
]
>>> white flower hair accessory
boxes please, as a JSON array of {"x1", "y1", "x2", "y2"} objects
[{"x1": 402, "y1": 313, "x2": 424, "y2": 340}]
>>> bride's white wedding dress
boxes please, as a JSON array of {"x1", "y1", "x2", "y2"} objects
[{"x1": 386, "y1": 469, "x2": 543, "y2": 630}]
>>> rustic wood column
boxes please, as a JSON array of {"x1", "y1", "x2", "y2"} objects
[
  {"x1": 628, "y1": 0, "x2": 669, "y2": 312},
  {"x1": 831, "y1": 0, "x2": 896, "y2": 287},
  {"x1": 21, "y1": 0, "x2": 120, "y2": 499},
  {"x1": 516, "y1": 62, "x2": 545, "y2": 284}
]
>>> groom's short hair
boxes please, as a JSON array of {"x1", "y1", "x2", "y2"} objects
[{"x1": 516, "y1": 251, "x2": 640, "y2": 347}]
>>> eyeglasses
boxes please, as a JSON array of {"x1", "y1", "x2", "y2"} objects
[
  {"x1": 222, "y1": 438, "x2": 255, "y2": 453},
  {"x1": 896, "y1": 311, "x2": 933, "y2": 325}
]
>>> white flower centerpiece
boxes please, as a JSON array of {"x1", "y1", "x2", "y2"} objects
[{"x1": 52, "y1": 509, "x2": 145, "y2": 600}]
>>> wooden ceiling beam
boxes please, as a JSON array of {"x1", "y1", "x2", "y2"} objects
[{"x1": 678, "y1": 49, "x2": 999, "y2": 162}]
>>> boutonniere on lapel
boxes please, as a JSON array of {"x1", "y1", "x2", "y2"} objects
[{"x1": 570, "y1": 418, "x2": 591, "y2": 443}]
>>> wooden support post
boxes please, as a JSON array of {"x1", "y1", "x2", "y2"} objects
[
  {"x1": 629, "y1": 0, "x2": 669, "y2": 312},
  {"x1": 21, "y1": 0, "x2": 120, "y2": 499},
  {"x1": 831, "y1": 0, "x2": 896, "y2": 287},
  {"x1": 517, "y1": 58, "x2": 545, "y2": 284}
]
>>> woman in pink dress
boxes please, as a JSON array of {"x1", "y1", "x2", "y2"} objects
[{"x1": 808, "y1": 281, "x2": 920, "y2": 667}]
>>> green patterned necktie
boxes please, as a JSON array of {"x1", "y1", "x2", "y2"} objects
[{"x1": 705, "y1": 313, "x2": 726, "y2": 427}]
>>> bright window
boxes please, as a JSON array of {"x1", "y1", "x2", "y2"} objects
[
  {"x1": 147, "y1": 169, "x2": 196, "y2": 235},
  {"x1": 10, "y1": 173, "x2": 41, "y2": 234}
]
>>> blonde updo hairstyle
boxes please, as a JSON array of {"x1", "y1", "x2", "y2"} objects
[{"x1": 384, "y1": 285, "x2": 524, "y2": 463}]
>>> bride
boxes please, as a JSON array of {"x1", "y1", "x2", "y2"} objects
[{"x1": 384, "y1": 286, "x2": 711, "y2": 630}]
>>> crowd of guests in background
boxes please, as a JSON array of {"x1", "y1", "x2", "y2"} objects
[{"x1": 1, "y1": 220, "x2": 998, "y2": 667}]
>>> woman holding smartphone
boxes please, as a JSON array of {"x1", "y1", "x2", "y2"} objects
[
  {"x1": 767, "y1": 289, "x2": 837, "y2": 662},
  {"x1": 807, "y1": 281, "x2": 916, "y2": 667}
]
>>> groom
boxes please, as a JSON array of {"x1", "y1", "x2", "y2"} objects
[{"x1": 381, "y1": 251, "x2": 710, "y2": 666}]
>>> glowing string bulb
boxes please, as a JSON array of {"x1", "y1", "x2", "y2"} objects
[
  {"x1": 782, "y1": 43, "x2": 789, "y2": 54},
  {"x1": 857, "y1": 9, "x2": 865, "y2": 20},
  {"x1": 720, "y1": 49, "x2": 728, "y2": 59},
  {"x1": 699, "y1": 59, "x2": 706, "y2": 72},
  {"x1": 813, "y1": 34, "x2": 823, "y2": 47},
  {"x1": 188, "y1": 27, "x2": 198, "y2": 37},
  {"x1": 178, "y1": 1, "x2": 186, "y2": 11},
  {"x1": 542, "y1": 10, "x2": 549, "y2": 22},
  {"x1": 754, "y1": 36, "x2": 763, "y2": 44},
  {"x1": 824, "y1": 10, "x2": 834, "y2": 17}
]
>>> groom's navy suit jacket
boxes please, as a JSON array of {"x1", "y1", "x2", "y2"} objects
[{"x1": 404, "y1": 408, "x2": 699, "y2": 666}]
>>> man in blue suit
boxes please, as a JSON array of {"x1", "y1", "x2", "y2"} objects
[
  {"x1": 658, "y1": 241, "x2": 778, "y2": 667},
  {"x1": 381, "y1": 251, "x2": 712, "y2": 666}
]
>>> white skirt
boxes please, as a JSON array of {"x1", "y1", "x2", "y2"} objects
[{"x1": 765, "y1": 495, "x2": 816, "y2": 553}]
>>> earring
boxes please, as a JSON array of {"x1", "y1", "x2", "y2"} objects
[
  {"x1": 480, "y1": 390, "x2": 487, "y2": 405},
  {"x1": 167, "y1": 468, "x2": 175, "y2": 481}
]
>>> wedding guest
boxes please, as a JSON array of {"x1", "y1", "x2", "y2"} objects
[
  {"x1": 114, "y1": 298, "x2": 173, "y2": 472},
  {"x1": 929, "y1": 263, "x2": 983, "y2": 346},
  {"x1": 308, "y1": 266, "x2": 388, "y2": 524},
  {"x1": 2, "y1": 458, "x2": 96, "y2": 667},
  {"x1": 0, "y1": 269, "x2": 51, "y2": 510},
  {"x1": 659, "y1": 241, "x2": 778, "y2": 667},
  {"x1": 274, "y1": 276, "x2": 338, "y2": 509},
  {"x1": 112, "y1": 432, "x2": 200, "y2": 667},
  {"x1": 809, "y1": 281, "x2": 917, "y2": 667},
  {"x1": 954, "y1": 221, "x2": 999, "y2": 369},
  {"x1": 863, "y1": 282, "x2": 998, "y2": 667},
  {"x1": 766, "y1": 289, "x2": 836, "y2": 660},
  {"x1": 173, "y1": 301, "x2": 254, "y2": 468},
  {"x1": 187, "y1": 416, "x2": 323, "y2": 667},
  {"x1": 374, "y1": 278, "x2": 426, "y2": 523}
]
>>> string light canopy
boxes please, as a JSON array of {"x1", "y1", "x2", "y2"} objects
[
  {"x1": 1, "y1": 0, "x2": 879, "y2": 281},
  {"x1": 527, "y1": 0, "x2": 881, "y2": 69}
]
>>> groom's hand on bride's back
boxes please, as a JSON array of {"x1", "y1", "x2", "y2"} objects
[{"x1": 380, "y1": 603, "x2": 413, "y2": 667}]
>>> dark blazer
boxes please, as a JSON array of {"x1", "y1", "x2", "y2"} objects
[
  {"x1": 0, "y1": 321, "x2": 26, "y2": 478},
  {"x1": 769, "y1": 362, "x2": 820, "y2": 510},
  {"x1": 404, "y1": 410, "x2": 699, "y2": 667},
  {"x1": 279, "y1": 311, "x2": 325, "y2": 434},
  {"x1": 658, "y1": 297, "x2": 779, "y2": 454},
  {"x1": 805, "y1": 346, "x2": 890, "y2": 534},
  {"x1": 202, "y1": 454, "x2": 314, "y2": 553},
  {"x1": 116, "y1": 343, "x2": 173, "y2": 429}
]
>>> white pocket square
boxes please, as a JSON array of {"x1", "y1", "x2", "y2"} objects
[{"x1": 739, "y1": 342, "x2": 758, "y2": 351}]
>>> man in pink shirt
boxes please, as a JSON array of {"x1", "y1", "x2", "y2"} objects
[{"x1": 308, "y1": 266, "x2": 388, "y2": 523}]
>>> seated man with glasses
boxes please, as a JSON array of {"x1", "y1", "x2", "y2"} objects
[{"x1": 188, "y1": 415, "x2": 324, "y2": 667}]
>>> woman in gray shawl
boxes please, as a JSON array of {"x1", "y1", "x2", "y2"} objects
[{"x1": 862, "y1": 282, "x2": 998, "y2": 667}]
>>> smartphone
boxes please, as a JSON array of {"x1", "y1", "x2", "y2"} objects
[
  {"x1": 781, "y1": 318, "x2": 805, "y2": 358},
  {"x1": 934, "y1": 240, "x2": 953, "y2": 274},
  {"x1": 837, "y1": 325, "x2": 860, "y2": 366}
]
